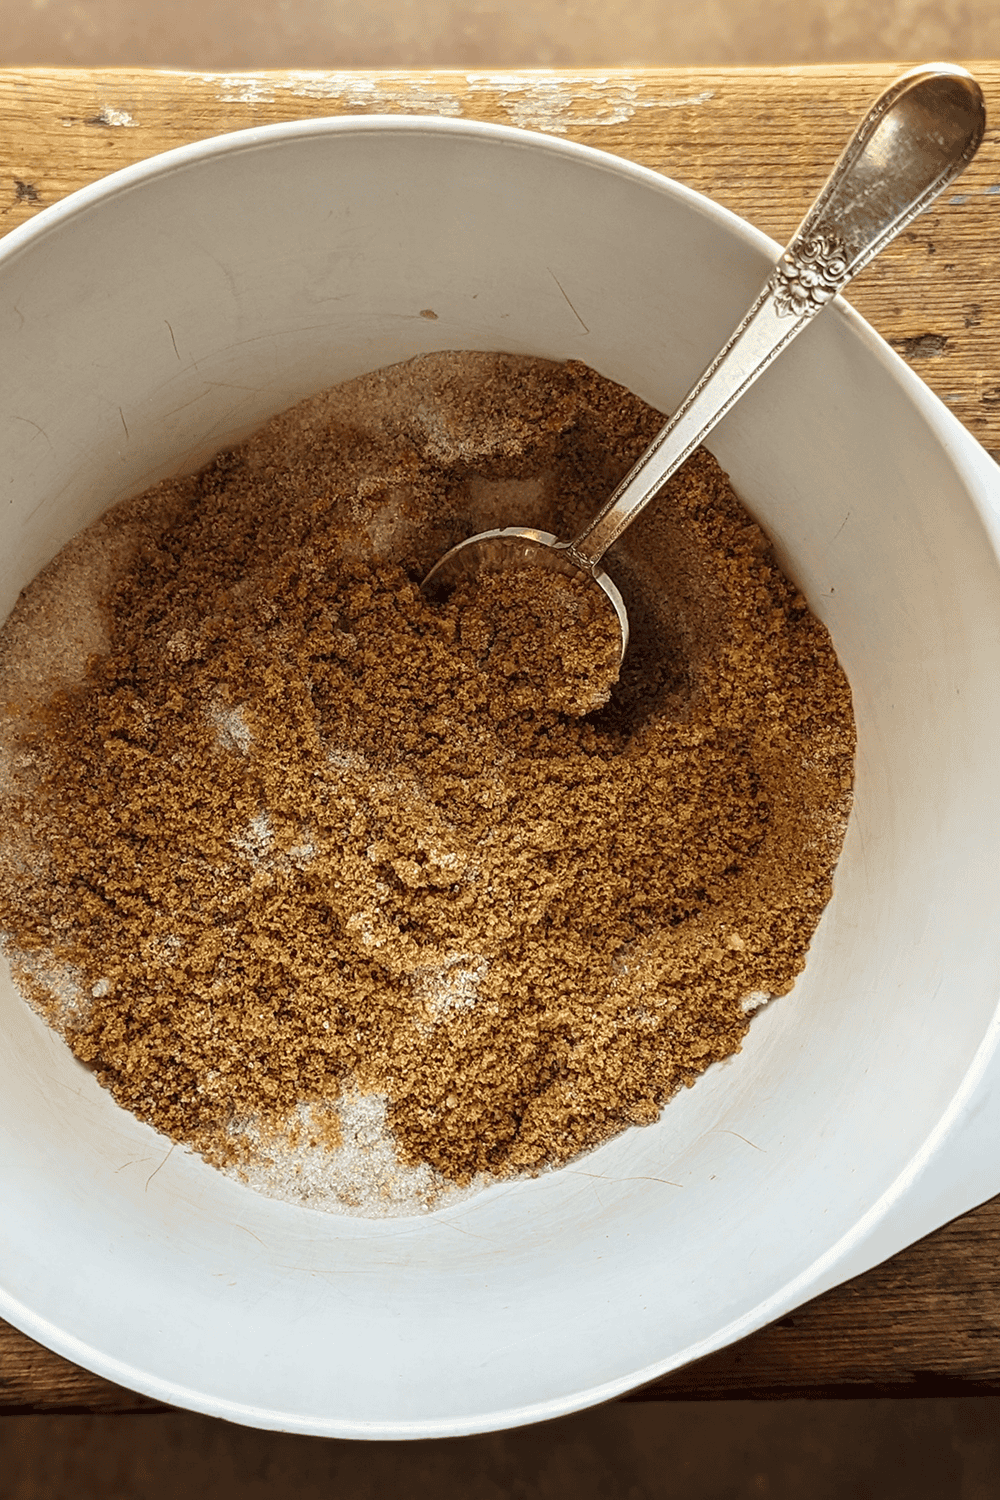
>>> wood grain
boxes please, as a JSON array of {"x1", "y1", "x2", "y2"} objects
[
  {"x1": 1, "y1": 65, "x2": 999, "y2": 1413},
  {"x1": 1, "y1": 65, "x2": 999, "y2": 452}
]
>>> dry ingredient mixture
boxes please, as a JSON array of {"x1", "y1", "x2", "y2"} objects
[
  {"x1": 444, "y1": 566, "x2": 624, "y2": 717},
  {"x1": 0, "y1": 352, "x2": 855, "y2": 1216}
]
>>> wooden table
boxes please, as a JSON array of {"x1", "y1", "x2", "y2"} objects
[{"x1": 2, "y1": 63, "x2": 999, "y2": 1415}]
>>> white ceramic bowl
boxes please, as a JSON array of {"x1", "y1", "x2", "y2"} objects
[{"x1": 2, "y1": 117, "x2": 1000, "y2": 1438}]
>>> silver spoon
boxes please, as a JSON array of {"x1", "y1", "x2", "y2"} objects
[{"x1": 423, "y1": 64, "x2": 986, "y2": 668}]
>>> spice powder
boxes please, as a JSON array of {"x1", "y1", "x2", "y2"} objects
[{"x1": 0, "y1": 353, "x2": 855, "y2": 1216}]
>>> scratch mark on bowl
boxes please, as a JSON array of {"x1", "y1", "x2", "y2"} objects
[
  {"x1": 548, "y1": 268, "x2": 590, "y2": 334},
  {"x1": 144, "y1": 1142, "x2": 176, "y2": 1190},
  {"x1": 164, "y1": 320, "x2": 181, "y2": 362}
]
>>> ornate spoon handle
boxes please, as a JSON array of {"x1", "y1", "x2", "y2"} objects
[{"x1": 567, "y1": 64, "x2": 985, "y2": 571}]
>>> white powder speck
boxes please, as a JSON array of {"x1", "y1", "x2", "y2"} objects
[
  {"x1": 231, "y1": 810, "x2": 273, "y2": 859},
  {"x1": 93, "y1": 106, "x2": 138, "y2": 128},
  {"x1": 413, "y1": 952, "x2": 488, "y2": 1019},
  {"x1": 11, "y1": 950, "x2": 90, "y2": 1028},
  {"x1": 209, "y1": 702, "x2": 252, "y2": 754}
]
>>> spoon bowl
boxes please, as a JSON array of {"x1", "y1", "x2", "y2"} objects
[{"x1": 422, "y1": 525, "x2": 630, "y2": 664}]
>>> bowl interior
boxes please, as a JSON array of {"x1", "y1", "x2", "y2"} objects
[{"x1": 2, "y1": 120, "x2": 1000, "y2": 1436}]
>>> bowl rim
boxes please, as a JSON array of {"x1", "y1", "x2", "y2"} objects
[{"x1": 3, "y1": 111, "x2": 1000, "y2": 1439}]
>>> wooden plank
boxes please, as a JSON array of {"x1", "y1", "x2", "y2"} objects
[
  {"x1": 2, "y1": 65, "x2": 1000, "y2": 1413},
  {"x1": 3, "y1": 1194, "x2": 1000, "y2": 1411},
  {"x1": 1, "y1": 65, "x2": 999, "y2": 454},
  {"x1": 0, "y1": 1322, "x2": 166, "y2": 1414}
]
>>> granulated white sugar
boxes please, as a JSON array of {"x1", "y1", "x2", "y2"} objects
[{"x1": 229, "y1": 1090, "x2": 496, "y2": 1217}]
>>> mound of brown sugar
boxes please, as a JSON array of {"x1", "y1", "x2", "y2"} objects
[
  {"x1": 447, "y1": 565, "x2": 623, "y2": 716},
  {"x1": 0, "y1": 352, "x2": 855, "y2": 1201}
]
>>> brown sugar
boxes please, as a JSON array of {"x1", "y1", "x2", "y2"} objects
[
  {"x1": 446, "y1": 566, "x2": 623, "y2": 716},
  {"x1": 0, "y1": 352, "x2": 855, "y2": 1207}
]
